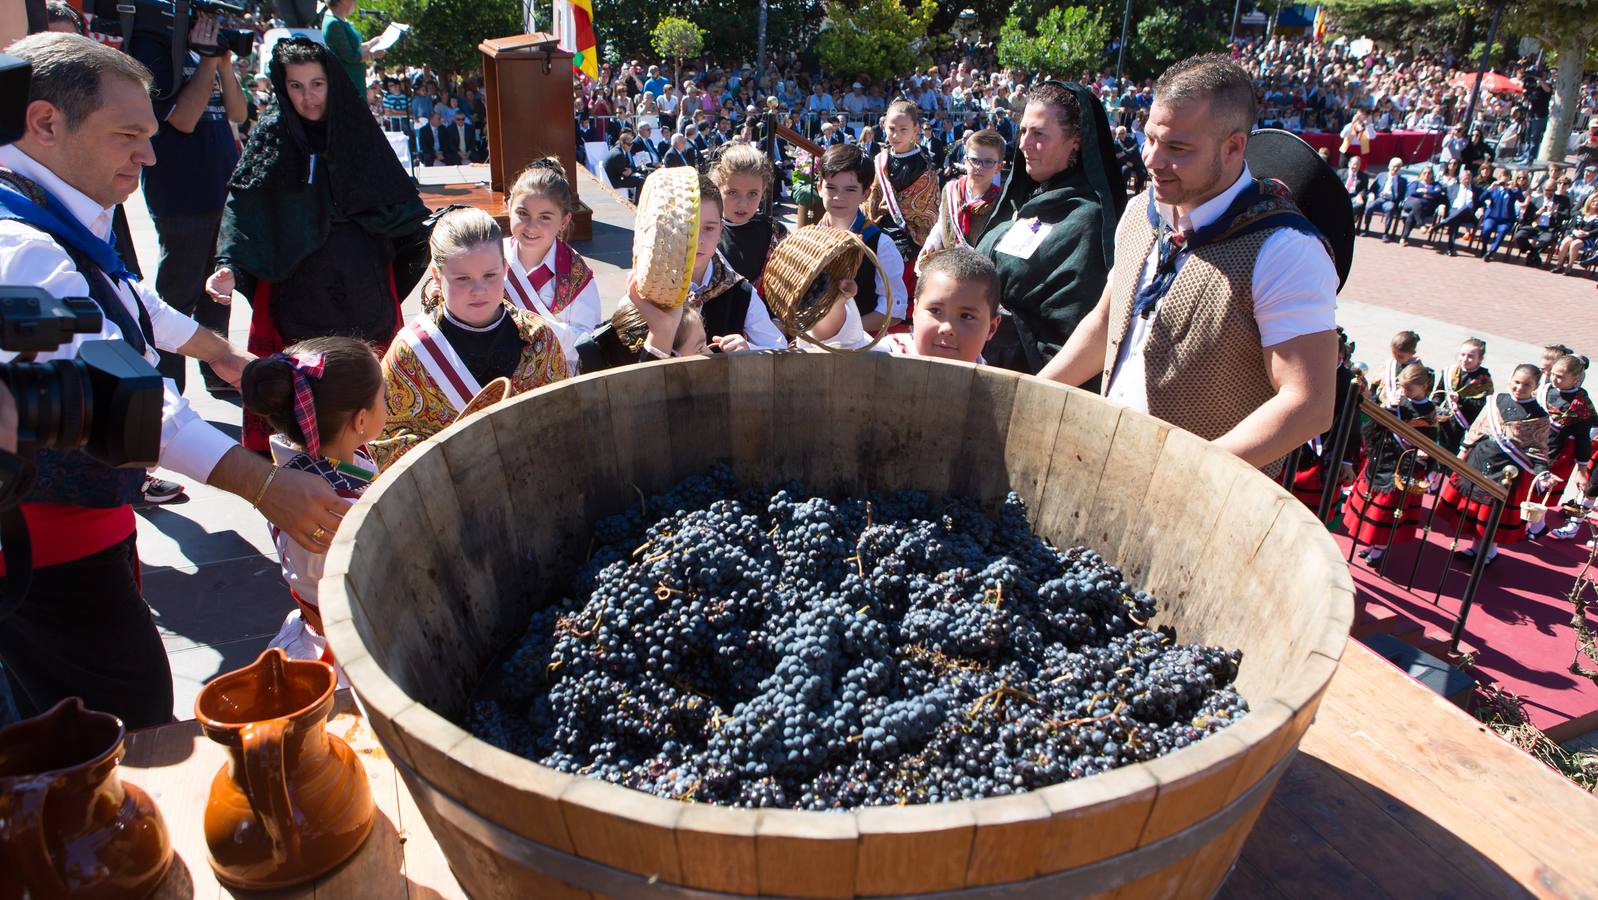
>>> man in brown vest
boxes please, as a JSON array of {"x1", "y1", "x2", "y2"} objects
[{"x1": 1039, "y1": 54, "x2": 1338, "y2": 470}]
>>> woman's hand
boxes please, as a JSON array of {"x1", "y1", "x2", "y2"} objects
[{"x1": 206, "y1": 267, "x2": 236, "y2": 305}]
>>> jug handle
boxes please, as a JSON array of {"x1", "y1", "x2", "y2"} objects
[
  {"x1": 241, "y1": 720, "x2": 301, "y2": 864},
  {"x1": 0, "y1": 777, "x2": 70, "y2": 895}
]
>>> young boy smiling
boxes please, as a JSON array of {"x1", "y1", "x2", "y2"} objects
[{"x1": 885, "y1": 248, "x2": 1001, "y2": 364}]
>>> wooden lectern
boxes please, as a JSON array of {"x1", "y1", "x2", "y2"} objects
[{"x1": 477, "y1": 33, "x2": 592, "y2": 240}]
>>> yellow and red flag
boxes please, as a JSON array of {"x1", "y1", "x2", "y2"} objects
[
  {"x1": 1313, "y1": 6, "x2": 1328, "y2": 42},
  {"x1": 553, "y1": 0, "x2": 598, "y2": 80}
]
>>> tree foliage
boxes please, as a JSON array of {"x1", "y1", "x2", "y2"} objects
[
  {"x1": 651, "y1": 15, "x2": 706, "y2": 83},
  {"x1": 996, "y1": 5, "x2": 1111, "y2": 80},
  {"x1": 815, "y1": 0, "x2": 939, "y2": 84},
  {"x1": 357, "y1": 0, "x2": 523, "y2": 74},
  {"x1": 596, "y1": 0, "x2": 826, "y2": 70},
  {"x1": 1319, "y1": 0, "x2": 1462, "y2": 50},
  {"x1": 1127, "y1": 7, "x2": 1222, "y2": 81}
]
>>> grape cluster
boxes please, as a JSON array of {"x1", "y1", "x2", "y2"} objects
[{"x1": 467, "y1": 466, "x2": 1247, "y2": 810}]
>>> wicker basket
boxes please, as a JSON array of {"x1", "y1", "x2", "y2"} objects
[
  {"x1": 457, "y1": 377, "x2": 512, "y2": 421},
  {"x1": 763, "y1": 225, "x2": 894, "y2": 352},
  {"x1": 631, "y1": 168, "x2": 701, "y2": 310}
]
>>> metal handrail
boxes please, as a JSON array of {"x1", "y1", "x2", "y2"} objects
[{"x1": 1357, "y1": 399, "x2": 1508, "y2": 502}]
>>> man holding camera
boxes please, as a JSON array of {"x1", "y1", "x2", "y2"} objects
[
  {"x1": 129, "y1": 14, "x2": 242, "y2": 424},
  {"x1": 0, "y1": 34, "x2": 346, "y2": 728}
]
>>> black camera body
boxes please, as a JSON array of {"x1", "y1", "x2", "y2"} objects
[
  {"x1": 88, "y1": 0, "x2": 257, "y2": 59},
  {"x1": 0, "y1": 289, "x2": 162, "y2": 469}
]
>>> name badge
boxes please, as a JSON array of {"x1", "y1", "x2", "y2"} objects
[{"x1": 995, "y1": 218, "x2": 1052, "y2": 259}]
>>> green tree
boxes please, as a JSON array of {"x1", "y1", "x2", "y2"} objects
[
  {"x1": 1499, "y1": 0, "x2": 1598, "y2": 163},
  {"x1": 1319, "y1": 0, "x2": 1462, "y2": 49},
  {"x1": 815, "y1": 0, "x2": 939, "y2": 84},
  {"x1": 997, "y1": 5, "x2": 1111, "y2": 80},
  {"x1": 651, "y1": 16, "x2": 706, "y2": 85},
  {"x1": 596, "y1": 0, "x2": 826, "y2": 72},
  {"x1": 357, "y1": 0, "x2": 522, "y2": 74},
  {"x1": 1126, "y1": 7, "x2": 1222, "y2": 81}
]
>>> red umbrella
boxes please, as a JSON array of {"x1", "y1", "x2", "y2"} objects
[{"x1": 1449, "y1": 72, "x2": 1523, "y2": 94}]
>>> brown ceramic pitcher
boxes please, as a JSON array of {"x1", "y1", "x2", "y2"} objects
[
  {"x1": 0, "y1": 698, "x2": 173, "y2": 900},
  {"x1": 195, "y1": 648, "x2": 374, "y2": 890}
]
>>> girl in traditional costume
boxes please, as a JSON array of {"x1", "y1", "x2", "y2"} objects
[
  {"x1": 1540, "y1": 355, "x2": 1596, "y2": 540},
  {"x1": 1437, "y1": 364, "x2": 1560, "y2": 565},
  {"x1": 1435, "y1": 338, "x2": 1494, "y2": 455},
  {"x1": 502, "y1": 158, "x2": 602, "y2": 369},
  {"x1": 1343, "y1": 363, "x2": 1437, "y2": 566},
  {"x1": 374, "y1": 208, "x2": 568, "y2": 469},
  {"x1": 863, "y1": 99, "x2": 939, "y2": 304},
  {"x1": 916, "y1": 128, "x2": 1005, "y2": 272},
  {"x1": 207, "y1": 38, "x2": 429, "y2": 452},
  {"x1": 241, "y1": 337, "x2": 385, "y2": 668},
  {"x1": 711, "y1": 143, "x2": 786, "y2": 288}
]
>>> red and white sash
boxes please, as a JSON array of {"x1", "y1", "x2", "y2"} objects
[
  {"x1": 396, "y1": 313, "x2": 482, "y2": 415},
  {"x1": 874, "y1": 149, "x2": 908, "y2": 229},
  {"x1": 504, "y1": 239, "x2": 580, "y2": 364}
]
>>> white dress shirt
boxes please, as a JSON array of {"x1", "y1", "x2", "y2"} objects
[
  {"x1": 506, "y1": 238, "x2": 604, "y2": 357},
  {"x1": 1105, "y1": 164, "x2": 1339, "y2": 415},
  {"x1": 859, "y1": 227, "x2": 909, "y2": 320},
  {"x1": 0, "y1": 146, "x2": 235, "y2": 482},
  {"x1": 689, "y1": 254, "x2": 787, "y2": 351}
]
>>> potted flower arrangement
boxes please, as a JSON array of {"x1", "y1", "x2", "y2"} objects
[{"x1": 790, "y1": 149, "x2": 823, "y2": 227}]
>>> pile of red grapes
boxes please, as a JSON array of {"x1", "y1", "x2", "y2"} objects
[{"x1": 468, "y1": 467, "x2": 1246, "y2": 810}]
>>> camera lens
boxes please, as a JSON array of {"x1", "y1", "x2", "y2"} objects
[{"x1": 0, "y1": 359, "x2": 88, "y2": 453}]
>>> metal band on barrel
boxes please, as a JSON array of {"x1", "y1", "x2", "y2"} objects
[{"x1": 389, "y1": 744, "x2": 1298, "y2": 899}]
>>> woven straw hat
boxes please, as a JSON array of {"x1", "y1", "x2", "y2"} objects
[
  {"x1": 763, "y1": 226, "x2": 869, "y2": 338},
  {"x1": 632, "y1": 167, "x2": 701, "y2": 309}
]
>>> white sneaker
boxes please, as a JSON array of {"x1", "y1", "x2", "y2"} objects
[{"x1": 1551, "y1": 521, "x2": 1584, "y2": 540}]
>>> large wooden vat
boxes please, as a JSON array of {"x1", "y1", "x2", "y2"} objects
[{"x1": 321, "y1": 352, "x2": 1351, "y2": 898}]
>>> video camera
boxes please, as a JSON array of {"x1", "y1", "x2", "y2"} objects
[
  {"x1": 87, "y1": 0, "x2": 258, "y2": 59},
  {"x1": 0, "y1": 54, "x2": 162, "y2": 475}
]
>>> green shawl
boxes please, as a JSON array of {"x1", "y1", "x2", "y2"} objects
[{"x1": 975, "y1": 81, "x2": 1123, "y2": 367}]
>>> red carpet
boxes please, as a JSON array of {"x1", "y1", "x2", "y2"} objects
[{"x1": 1331, "y1": 496, "x2": 1598, "y2": 738}]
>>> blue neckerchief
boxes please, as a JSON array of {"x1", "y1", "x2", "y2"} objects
[
  {"x1": 0, "y1": 183, "x2": 137, "y2": 283},
  {"x1": 0, "y1": 174, "x2": 151, "y2": 354},
  {"x1": 849, "y1": 210, "x2": 866, "y2": 234},
  {"x1": 1132, "y1": 178, "x2": 1325, "y2": 319}
]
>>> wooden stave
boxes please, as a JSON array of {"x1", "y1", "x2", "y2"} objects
[{"x1": 321, "y1": 351, "x2": 1351, "y2": 898}]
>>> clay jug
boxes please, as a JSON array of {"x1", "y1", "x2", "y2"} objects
[
  {"x1": 195, "y1": 648, "x2": 373, "y2": 890},
  {"x1": 0, "y1": 698, "x2": 173, "y2": 900}
]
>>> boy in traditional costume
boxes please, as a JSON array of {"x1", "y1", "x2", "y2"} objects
[
  {"x1": 817, "y1": 144, "x2": 908, "y2": 334},
  {"x1": 916, "y1": 129, "x2": 1005, "y2": 272},
  {"x1": 502, "y1": 158, "x2": 602, "y2": 369},
  {"x1": 240, "y1": 337, "x2": 385, "y2": 668},
  {"x1": 375, "y1": 208, "x2": 568, "y2": 469}
]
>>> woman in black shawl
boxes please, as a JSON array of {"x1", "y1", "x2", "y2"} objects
[
  {"x1": 205, "y1": 38, "x2": 428, "y2": 451},
  {"x1": 975, "y1": 81, "x2": 1123, "y2": 376}
]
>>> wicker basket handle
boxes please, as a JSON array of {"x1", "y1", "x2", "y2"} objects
[{"x1": 792, "y1": 238, "x2": 895, "y2": 354}]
